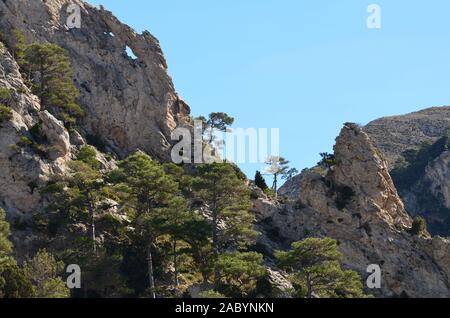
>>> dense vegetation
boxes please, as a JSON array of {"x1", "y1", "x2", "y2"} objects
[
  {"x1": 409, "y1": 216, "x2": 430, "y2": 238},
  {"x1": 4, "y1": 30, "x2": 84, "y2": 128},
  {"x1": 1, "y1": 147, "x2": 368, "y2": 298},
  {"x1": 38, "y1": 148, "x2": 267, "y2": 298},
  {"x1": 276, "y1": 238, "x2": 368, "y2": 298},
  {"x1": 0, "y1": 30, "x2": 368, "y2": 299},
  {"x1": 0, "y1": 208, "x2": 69, "y2": 298}
]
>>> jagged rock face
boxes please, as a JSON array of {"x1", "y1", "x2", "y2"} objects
[
  {"x1": 277, "y1": 169, "x2": 306, "y2": 200},
  {"x1": 0, "y1": 45, "x2": 68, "y2": 217},
  {"x1": 400, "y1": 151, "x2": 450, "y2": 236},
  {"x1": 0, "y1": 43, "x2": 74, "y2": 257},
  {"x1": 365, "y1": 107, "x2": 450, "y2": 236},
  {"x1": 0, "y1": 0, "x2": 190, "y2": 160},
  {"x1": 332, "y1": 123, "x2": 411, "y2": 229},
  {"x1": 365, "y1": 107, "x2": 450, "y2": 167},
  {"x1": 0, "y1": 41, "x2": 119, "y2": 256},
  {"x1": 267, "y1": 124, "x2": 450, "y2": 297},
  {"x1": 425, "y1": 152, "x2": 450, "y2": 210},
  {"x1": 39, "y1": 110, "x2": 71, "y2": 160}
]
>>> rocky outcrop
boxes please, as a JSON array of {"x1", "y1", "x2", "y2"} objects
[
  {"x1": 0, "y1": 43, "x2": 75, "y2": 257},
  {"x1": 277, "y1": 169, "x2": 307, "y2": 200},
  {"x1": 0, "y1": 0, "x2": 191, "y2": 160},
  {"x1": 424, "y1": 152, "x2": 450, "y2": 210},
  {"x1": 0, "y1": 44, "x2": 67, "y2": 217},
  {"x1": 332, "y1": 123, "x2": 411, "y2": 229},
  {"x1": 38, "y1": 110, "x2": 71, "y2": 161},
  {"x1": 262, "y1": 124, "x2": 450, "y2": 297},
  {"x1": 0, "y1": 0, "x2": 192, "y2": 256}
]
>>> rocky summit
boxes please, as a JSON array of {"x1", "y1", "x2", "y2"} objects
[{"x1": 272, "y1": 124, "x2": 450, "y2": 297}]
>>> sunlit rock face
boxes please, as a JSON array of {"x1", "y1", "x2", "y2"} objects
[
  {"x1": 0, "y1": 0, "x2": 449, "y2": 297},
  {"x1": 365, "y1": 107, "x2": 450, "y2": 236},
  {"x1": 263, "y1": 124, "x2": 450, "y2": 297},
  {"x1": 0, "y1": 0, "x2": 191, "y2": 256},
  {"x1": 0, "y1": 0, "x2": 190, "y2": 161}
]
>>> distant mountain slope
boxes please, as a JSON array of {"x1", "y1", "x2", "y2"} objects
[
  {"x1": 365, "y1": 106, "x2": 450, "y2": 167},
  {"x1": 366, "y1": 107, "x2": 450, "y2": 236}
]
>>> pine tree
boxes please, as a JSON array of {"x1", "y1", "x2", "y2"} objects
[
  {"x1": 0, "y1": 208, "x2": 35, "y2": 298},
  {"x1": 318, "y1": 152, "x2": 337, "y2": 169},
  {"x1": 254, "y1": 171, "x2": 268, "y2": 191},
  {"x1": 22, "y1": 43, "x2": 84, "y2": 126},
  {"x1": 216, "y1": 251, "x2": 267, "y2": 297},
  {"x1": 264, "y1": 156, "x2": 290, "y2": 196},
  {"x1": 10, "y1": 29, "x2": 26, "y2": 63},
  {"x1": 110, "y1": 152, "x2": 184, "y2": 298},
  {"x1": 193, "y1": 163, "x2": 258, "y2": 286},
  {"x1": 0, "y1": 209, "x2": 12, "y2": 258},
  {"x1": 44, "y1": 149, "x2": 105, "y2": 255},
  {"x1": 197, "y1": 112, "x2": 234, "y2": 145},
  {"x1": 0, "y1": 87, "x2": 13, "y2": 126},
  {"x1": 276, "y1": 238, "x2": 368, "y2": 298},
  {"x1": 43, "y1": 149, "x2": 130, "y2": 297},
  {"x1": 282, "y1": 168, "x2": 299, "y2": 181},
  {"x1": 23, "y1": 249, "x2": 70, "y2": 298}
]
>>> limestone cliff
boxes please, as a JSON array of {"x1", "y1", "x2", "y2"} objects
[
  {"x1": 0, "y1": 43, "x2": 69, "y2": 213},
  {"x1": 0, "y1": 0, "x2": 190, "y2": 160},
  {"x1": 366, "y1": 107, "x2": 450, "y2": 236},
  {"x1": 0, "y1": 0, "x2": 449, "y2": 298},
  {"x1": 0, "y1": 0, "x2": 191, "y2": 255},
  {"x1": 268, "y1": 124, "x2": 450, "y2": 297},
  {"x1": 0, "y1": 43, "x2": 71, "y2": 254}
]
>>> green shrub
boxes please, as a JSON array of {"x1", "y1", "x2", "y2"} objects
[
  {"x1": 76, "y1": 145, "x2": 100, "y2": 169},
  {"x1": 0, "y1": 104, "x2": 13, "y2": 125},
  {"x1": 263, "y1": 188, "x2": 276, "y2": 200},
  {"x1": 318, "y1": 152, "x2": 337, "y2": 168},
  {"x1": 409, "y1": 216, "x2": 430, "y2": 237},
  {"x1": 0, "y1": 87, "x2": 12, "y2": 102},
  {"x1": 31, "y1": 213, "x2": 49, "y2": 232},
  {"x1": 198, "y1": 290, "x2": 226, "y2": 298},
  {"x1": 17, "y1": 136, "x2": 33, "y2": 147}
]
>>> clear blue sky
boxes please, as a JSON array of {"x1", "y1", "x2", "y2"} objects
[{"x1": 87, "y1": 0, "x2": 450, "y2": 181}]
